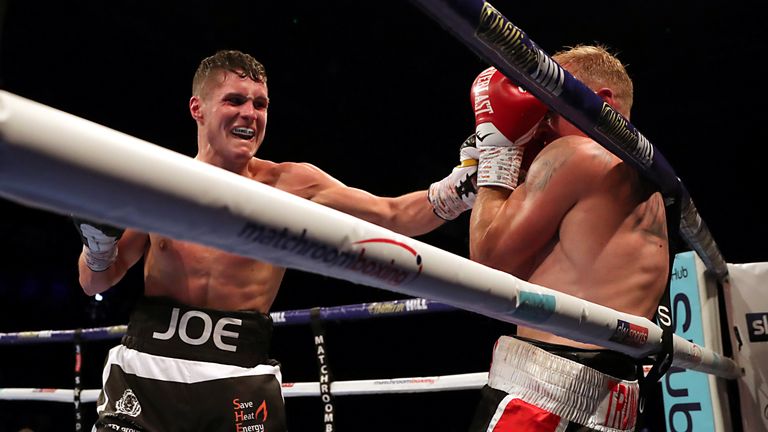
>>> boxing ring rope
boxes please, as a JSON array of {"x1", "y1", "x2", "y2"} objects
[
  {"x1": 0, "y1": 298, "x2": 457, "y2": 345},
  {"x1": 0, "y1": 90, "x2": 740, "y2": 379},
  {"x1": 0, "y1": 373, "x2": 490, "y2": 403},
  {"x1": 408, "y1": 0, "x2": 728, "y2": 281},
  {"x1": 0, "y1": 298, "x2": 488, "y2": 402}
]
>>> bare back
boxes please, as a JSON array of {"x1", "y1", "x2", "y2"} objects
[
  {"x1": 514, "y1": 137, "x2": 669, "y2": 347},
  {"x1": 142, "y1": 158, "x2": 343, "y2": 312}
]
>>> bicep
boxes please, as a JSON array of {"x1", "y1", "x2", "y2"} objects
[
  {"x1": 286, "y1": 163, "x2": 391, "y2": 221},
  {"x1": 473, "y1": 146, "x2": 584, "y2": 275},
  {"x1": 284, "y1": 162, "x2": 347, "y2": 199},
  {"x1": 302, "y1": 164, "x2": 440, "y2": 236},
  {"x1": 308, "y1": 167, "x2": 398, "y2": 228},
  {"x1": 113, "y1": 229, "x2": 149, "y2": 273}
]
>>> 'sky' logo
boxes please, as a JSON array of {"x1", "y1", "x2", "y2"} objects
[{"x1": 747, "y1": 312, "x2": 768, "y2": 342}]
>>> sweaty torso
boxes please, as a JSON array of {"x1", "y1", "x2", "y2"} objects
[
  {"x1": 516, "y1": 140, "x2": 669, "y2": 348},
  {"x1": 143, "y1": 158, "x2": 329, "y2": 312}
]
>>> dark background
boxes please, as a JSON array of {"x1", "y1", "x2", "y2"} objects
[{"x1": 0, "y1": 1, "x2": 765, "y2": 431}]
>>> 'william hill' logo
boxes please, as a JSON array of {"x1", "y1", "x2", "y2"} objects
[{"x1": 238, "y1": 223, "x2": 423, "y2": 286}]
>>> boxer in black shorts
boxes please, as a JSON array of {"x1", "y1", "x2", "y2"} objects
[
  {"x1": 75, "y1": 49, "x2": 475, "y2": 432},
  {"x1": 94, "y1": 297, "x2": 285, "y2": 432}
]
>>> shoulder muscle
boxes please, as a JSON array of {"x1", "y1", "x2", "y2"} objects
[
  {"x1": 267, "y1": 161, "x2": 346, "y2": 199},
  {"x1": 526, "y1": 137, "x2": 614, "y2": 194}
]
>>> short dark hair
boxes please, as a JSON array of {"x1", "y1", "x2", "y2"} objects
[{"x1": 192, "y1": 50, "x2": 267, "y2": 97}]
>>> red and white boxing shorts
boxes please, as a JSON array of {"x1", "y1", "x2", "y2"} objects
[{"x1": 472, "y1": 336, "x2": 639, "y2": 432}]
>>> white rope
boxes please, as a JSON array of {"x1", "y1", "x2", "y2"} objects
[
  {"x1": 0, "y1": 90, "x2": 741, "y2": 379},
  {"x1": 0, "y1": 372, "x2": 490, "y2": 402},
  {"x1": 0, "y1": 389, "x2": 102, "y2": 403}
]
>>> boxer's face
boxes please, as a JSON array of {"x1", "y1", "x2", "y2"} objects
[{"x1": 192, "y1": 69, "x2": 269, "y2": 165}]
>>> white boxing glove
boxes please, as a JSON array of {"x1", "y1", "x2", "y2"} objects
[
  {"x1": 428, "y1": 133, "x2": 479, "y2": 220},
  {"x1": 73, "y1": 217, "x2": 125, "y2": 272}
]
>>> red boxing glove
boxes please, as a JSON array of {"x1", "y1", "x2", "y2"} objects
[{"x1": 470, "y1": 66, "x2": 548, "y2": 189}]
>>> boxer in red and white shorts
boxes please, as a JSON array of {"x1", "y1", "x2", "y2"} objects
[{"x1": 468, "y1": 336, "x2": 639, "y2": 432}]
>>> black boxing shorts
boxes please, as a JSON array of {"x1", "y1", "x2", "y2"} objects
[
  {"x1": 469, "y1": 336, "x2": 639, "y2": 432},
  {"x1": 93, "y1": 296, "x2": 286, "y2": 432}
]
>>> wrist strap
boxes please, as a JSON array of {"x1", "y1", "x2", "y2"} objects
[
  {"x1": 478, "y1": 146, "x2": 524, "y2": 190},
  {"x1": 83, "y1": 244, "x2": 117, "y2": 272}
]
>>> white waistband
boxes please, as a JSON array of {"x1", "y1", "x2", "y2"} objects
[
  {"x1": 104, "y1": 345, "x2": 282, "y2": 384},
  {"x1": 488, "y1": 336, "x2": 638, "y2": 432}
]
